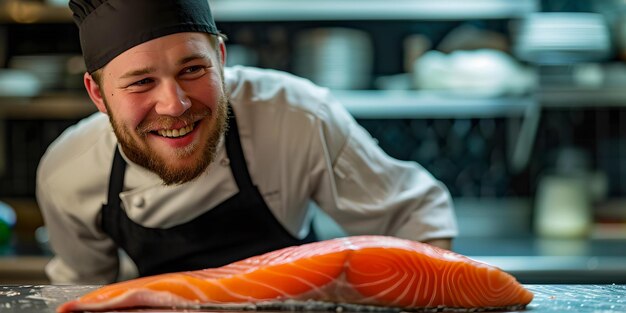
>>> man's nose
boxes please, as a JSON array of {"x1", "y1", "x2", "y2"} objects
[{"x1": 155, "y1": 80, "x2": 191, "y2": 116}]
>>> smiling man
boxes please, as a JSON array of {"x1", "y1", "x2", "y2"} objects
[{"x1": 36, "y1": 0, "x2": 458, "y2": 284}]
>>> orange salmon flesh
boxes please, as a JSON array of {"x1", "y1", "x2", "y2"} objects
[{"x1": 57, "y1": 235, "x2": 533, "y2": 312}]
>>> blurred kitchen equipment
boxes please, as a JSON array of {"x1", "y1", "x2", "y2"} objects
[
  {"x1": 403, "y1": 33, "x2": 431, "y2": 73},
  {"x1": 514, "y1": 13, "x2": 612, "y2": 64},
  {"x1": 0, "y1": 201, "x2": 16, "y2": 246},
  {"x1": 535, "y1": 174, "x2": 591, "y2": 238},
  {"x1": 591, "y1": 0, "x2": 626, "y2": 61},
  {"x1": 293, "y1": 27, "x2": 373, "y2": 90},
  {"x1": 0, "y1": 69, "x2": 42, "y2": 97},
  {"x1": 437, "y1": 24, "x2": 509, "y2": 54},
  {"x1": 8, "y1": 54, "x2": 84, "y2": 91},
  {"x1": 413, "y1": 49, "x2": 534, "y2": 97},
  {"x1": 534, "y1": 148, "x2": 607, "y2": 239},
  {"x1": 46, "y1": 0, "x2": 68, "y2": 6},
  {"x1": 225, "y1": 44, "x2": 259, "y2": 67},
  {"x1": 35, "y1": 226, "x2": 51, "y2": 254}
]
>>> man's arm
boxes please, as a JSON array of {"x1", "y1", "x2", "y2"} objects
[
  {"x1": 37, "y1": 151, "x2": 120, "y2": 284},
  {"x1": 37, "y1": 181, "x2": 120, "y2": 284},
  {"x1": 308, "y1": 88, "x2": 458, "y2": 244}
]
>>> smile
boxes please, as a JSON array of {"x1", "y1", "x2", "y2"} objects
[{"x1": 155, "y1": 123, "x2": 196, "y2": 138}]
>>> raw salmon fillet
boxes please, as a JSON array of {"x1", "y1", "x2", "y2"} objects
[{"x1": 57, "y1": 235, "x2": 533, "y2": 312}]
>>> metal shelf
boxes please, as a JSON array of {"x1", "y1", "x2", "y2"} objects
[
  {"x1": 0, "y1": 93, "x2": 95, "y2": 119},
  {"x1": 212, "y1": 0, "x2": 538, "y2": 21},
  {"x1": 0, "y1": 0, "x2": 538, "y2": 24},
  {"x1": 334, "y1": 90, "x2": 532, "y2": 119},
  {"x1": 0, "y1": 91, "x2": 533, "y2": 120}
]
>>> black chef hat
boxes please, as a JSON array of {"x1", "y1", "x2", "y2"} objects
[{"x1": 69, "y1": 0, "x2": 219, "y2": 73}]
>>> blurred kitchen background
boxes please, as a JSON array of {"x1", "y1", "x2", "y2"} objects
[{"x1": 2, "y1": 0, "x2": 626, "y2": 284}]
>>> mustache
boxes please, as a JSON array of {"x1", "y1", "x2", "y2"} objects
[{"x1": 136, "y1": 108, "x2": 211, "y2": 134}]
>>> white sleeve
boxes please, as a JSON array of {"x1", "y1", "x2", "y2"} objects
[
  {"x1": 36, "y1": 177, "x2": 119, "y2": 285},
  {"x1": 312, "y1": 95, "x2": 458, "y2": 242}
]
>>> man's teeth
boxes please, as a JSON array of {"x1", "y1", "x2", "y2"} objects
[{"x1": 157, "y1": 124, "x2": 194, "y2": 138}]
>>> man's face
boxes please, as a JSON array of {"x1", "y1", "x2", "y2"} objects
[{"x1": 95, "y1": 32, "x2": 228, "y2": 185}]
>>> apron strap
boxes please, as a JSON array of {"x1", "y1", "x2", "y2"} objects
[
  {"x1": 106, "y1": 147, "x2": 127, "y2": 208},
  {"x1": 225, "y1": 107, "x2": 256, "y2": 190}
]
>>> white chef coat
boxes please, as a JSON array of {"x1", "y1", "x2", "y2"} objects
[{"x1": 36, "y1": 66, "x2": 457, "y2": 284}]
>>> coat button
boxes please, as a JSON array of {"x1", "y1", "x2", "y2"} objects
[
  {"x1": 132, "y1": 197, "x2": 145, "y2": 208},
  {"x1": 220, "y1": 158, "x2": 230, "y2": 166}
]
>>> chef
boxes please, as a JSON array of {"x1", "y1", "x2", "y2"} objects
[{"x1": 36, "y1": 0, "x2": 458, "y2": 284}]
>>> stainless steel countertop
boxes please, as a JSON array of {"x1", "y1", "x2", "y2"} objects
[{"x1": 1, "y1": 284, "x2": 625, "y2": 313}]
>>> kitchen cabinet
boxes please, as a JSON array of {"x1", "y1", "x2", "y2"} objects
[
  {"x1": 0, "y1": 0, "x2": 542, "y2": 120},
  {"x1": 2, "y1": 1, "x2": 624, "y2": 198},
  {"x1": 0, "y1": 0, "x2": 545, "y2": 198}
]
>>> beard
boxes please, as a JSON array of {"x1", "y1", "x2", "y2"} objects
[{"x1": 106, "y1": 95, "x2": 229, "y2": 186}]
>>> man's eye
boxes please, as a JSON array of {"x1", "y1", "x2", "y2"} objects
[
  {"x1": 183, "y1": 66, "x2": 205, "y2": 75},
  {"x1": 132, "y1": 78, "x2": 153, "y2": 86}
]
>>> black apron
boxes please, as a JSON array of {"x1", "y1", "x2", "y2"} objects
[{"x1": 101, "y1": 111, "x2": 316, "y2": 276}]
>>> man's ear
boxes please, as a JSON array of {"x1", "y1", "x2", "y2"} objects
[
  {"x1": 218, "y1": 36, "x2": 226, "y2": 67},
  {"x1": 84, "y1": 72, "x2": 108, "y2": 114}
]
